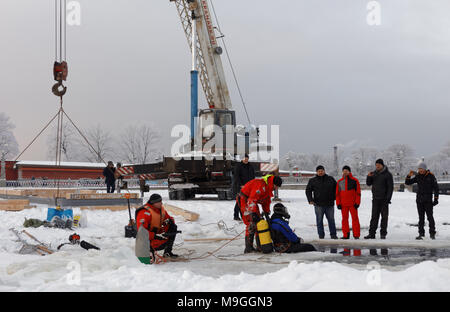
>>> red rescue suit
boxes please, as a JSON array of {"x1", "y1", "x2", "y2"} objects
[
  {"x1": 336, "y1": 173, "x2": 361, "y2": 238},
  {"x1": 136, "y1": 203, "x2": 175, "y2": 250},
  {"x1": 238, "y1": 175, "x2": 275, "y2": 236}
]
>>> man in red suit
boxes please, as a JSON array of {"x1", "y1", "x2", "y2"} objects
[
  {"x1": 237, "y1": 174, "x2": 283, "y2": 253},
  {"x1": 336, "y1": 166, "x2": 361, "y2": 239},
  {"x1": 135, "y1": 193, "x2": 179, "y2": 258}
]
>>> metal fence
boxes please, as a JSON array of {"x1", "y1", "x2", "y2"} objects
[{"x1": 3, "y1": 179, "x2": 166, "y2": 189}]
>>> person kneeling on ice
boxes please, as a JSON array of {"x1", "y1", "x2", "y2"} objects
[
  {"x1": 135, "y1": 193, "x2": 179, "y2": 258},
  {"x1": 237, "y1": 174, "x2": 283, "y2": 253},
  {"x1": 270, "y1": 203, "x2": 316, "y2": 253}
]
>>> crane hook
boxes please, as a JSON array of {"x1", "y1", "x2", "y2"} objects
[
  {"x1": 52, "y1": 61, "x2": 68, "y2": 98},
  {"x1": 52, "y1": 81, "x2": 67, "y2": 97}
]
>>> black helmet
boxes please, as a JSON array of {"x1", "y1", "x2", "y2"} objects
[
  {"x1": 148, "y1": 193, "x2": 162, "y2": 204},
  {"x1": 273, "y1": 176, "x2": 282, "y2": 187},
  {"x1": 273, "y1": 203, "x2": 290, "y2": 219}
]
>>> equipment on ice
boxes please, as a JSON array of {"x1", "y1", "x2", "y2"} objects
[
  {"x1": 256, "y1": 219, "x2": 273, "y2": 254},
  {"x1": 135, "y1": 220, "x2": 152, "y2": 264},
  {"x1": 124, "y1": 193, "x2": 137, "y2": 238},
  {"x1": 57, "y1": 233, "x2": 100, "y2": 251},
  {"x1": 9, "y1": 228, "x2": 54, "y2": 256}
]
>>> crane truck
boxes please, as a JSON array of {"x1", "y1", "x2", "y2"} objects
[{"x1": 118, "y1": 0, "x2": 278, "y2": 200}]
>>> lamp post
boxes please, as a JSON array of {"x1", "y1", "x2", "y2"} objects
[{"x1": 0, "y1": 137, "x2": 7, "y2": 187}]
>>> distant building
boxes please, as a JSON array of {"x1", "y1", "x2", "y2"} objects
[{"x1": 1, "y1": 161, "x2": 105, "y2": 180}]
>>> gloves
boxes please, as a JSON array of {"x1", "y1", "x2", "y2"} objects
[
  {"x1": 154, "y1": 235, "x2": 167, "y2": 241},
  {"x1": 433, "y1": 198, "x2": 439, "y2": 206},
  {"x1": 337, "y1": 205, "x2": 341, "y2": 210},
  {"x1": 354, "y1": 204, "x2": 359, "y2": 209}
]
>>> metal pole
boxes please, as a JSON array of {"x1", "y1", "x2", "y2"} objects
[
  {"x1": 190, "y1": 12, "x2": 198, "y2": 143},
  {"x1": 0, "y1": 156, "x2": 6, "y2": 187}
]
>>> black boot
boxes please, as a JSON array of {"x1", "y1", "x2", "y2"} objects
[
  {"x1": 244, "y1": 234, "x2": 256, "y2": 253},
  {"x1": 163, "y1": 250, "x2": 179, "y2": 258},
  {"x1": 364, "y1": 234, "x2": 376, "y2": 239},
  {"x1": 340, "y1": 234, "x2": 350, "y2": 240}
]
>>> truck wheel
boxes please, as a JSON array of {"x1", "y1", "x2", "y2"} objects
[
  {"x1": 218, "y1": 191, "x2": 226, "y2": 200},
  {"x1": 177, "y1": 189, "x2": 186, "y2": 200},
  {"x1": 169, "y1": 190, "x2": 178, "y2": 200}
]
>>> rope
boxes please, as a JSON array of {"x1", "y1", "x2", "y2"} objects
[
  {"x1": 209, "y1": 0, "x2": 252, "y2": 125},
  {"x1": 186, "y1": 229, "x2": 245, "y2": 260},
  {"x1": 62, "y1": 110, "x2": 108, "y2": 166},
  {"x1": 14, "y1": 111, "x2": 60, "y2": 161}
]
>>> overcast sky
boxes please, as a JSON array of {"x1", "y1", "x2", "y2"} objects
[{"x1": 1, "y1": 0, "x2": 450, "y2": 161}]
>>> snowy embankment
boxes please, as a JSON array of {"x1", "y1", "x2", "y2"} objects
[{"x1": 1, "y1": 189, "x2": 450, "y2": 291}]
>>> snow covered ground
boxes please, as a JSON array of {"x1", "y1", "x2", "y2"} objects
[{"x1": 1, "y1": 189, "x2": 450, "y2": 291}]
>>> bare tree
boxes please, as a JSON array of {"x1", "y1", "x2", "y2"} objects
[
  {"x1": 118, "y1": 124, "x2": 163, "y2": 164},
  {"x1": 349, "y1": 147, "x2": 378, "y2": 176},
  {"x1": 76, "y1": 124, "x2": 115, "y2": 163},
  {"x1": 46, "y1": 122, "x2": 82, "y2": 162},
  {"x1": 0, "y1": 112, "x2": 19, "y2": 160},
  {"x1": 382, "y1": 144, "x2": 417, "y2": 176}
]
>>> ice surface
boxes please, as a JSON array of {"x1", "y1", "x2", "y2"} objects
[{"x1": 1, "y1": 189, "x2": 450, "y2": 291}]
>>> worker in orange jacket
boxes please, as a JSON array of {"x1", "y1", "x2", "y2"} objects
[
  {"x1": 135, "y1": 193, "x2": 179, "y2": 258},
  {"x1": 237, "y1": 174, "x2": 283, "y2": 253},
  {"x1": 336, "y1": 166, "x2": 361, "y2": 239}
]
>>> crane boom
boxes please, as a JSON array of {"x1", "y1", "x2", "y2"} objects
[{"x1": 171, "y1": 0, "x2": 232, "y2": 110}]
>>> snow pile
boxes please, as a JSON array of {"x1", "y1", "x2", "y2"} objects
[{"x1": 1, "y1": 190, "x2": 450, "y2": 291}]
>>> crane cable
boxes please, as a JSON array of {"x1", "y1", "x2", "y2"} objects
[{"x1": 208, "y1": 0, "x2": 252, "y2": 126}]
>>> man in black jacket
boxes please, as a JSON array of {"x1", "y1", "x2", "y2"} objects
[
  {"x1": 364, "y1": 159, "x2": 394, "y2": 239},
  {"x1": 306, "y1": 165, "x2": 338, "y2": 239},
  {"x1": 405, "y1": 162, "x2": 439, "y2": 240},
  {"x1": 232, "y1": 154, "x2": 255, "y2": 221},
  {"x1": 103, "y1": 161, "x2": 116, "y2": 193}
]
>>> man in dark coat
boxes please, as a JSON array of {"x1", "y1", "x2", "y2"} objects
[
  {"x1": 405, "y1": 162, "x2": 439, "y2": 240},
  {"x1": 306, "y1": 165, "x2": 338, "y2": 239},
  {"x1": 103, "y1": 161, "x2": 116, "y2": 193},
  {"x1": 232, "y1": 154, "x2": 255, "y2": 221},
  {"x1": 270, "y1": 203, "x2": 316, "y2": 253},
  {"x1": 365, "y1": 159, "x2": 394, "y2": 239}
]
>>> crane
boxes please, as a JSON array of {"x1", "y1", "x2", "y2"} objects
[
  {"x1": 171, "y1": 0, "x2": 237, "y2": 153},
  {"x1": 118, "y1": 0, "x2": 276, "y2": 200}
]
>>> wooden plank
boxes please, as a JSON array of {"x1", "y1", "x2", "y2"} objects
[
  {"x1": 164, "y1": 204, "x2": 199, "y2": 222},
  {"x1": 69, "y1": 193, "x2": 139, "y2": 200},
  {"x1": 0, "y1": 199, "x2": 36, "y2": 211},
  {"x1": 0, "y1": 199, "x2": 30, "y2": 205},
  {"x1": 0, "y1": 189, "x2": 26, "y2": 196},
  {"x1": 79, "y1": 205, "x2": 139, "y2": 211}
]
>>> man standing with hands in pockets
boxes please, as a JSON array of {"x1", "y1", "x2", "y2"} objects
[
  {"x1": 306, "y1": 165, "x2": 338, "y2": 239},
  {"x1": 365, "y1": 159, "x2": 394, "y2": 240}
]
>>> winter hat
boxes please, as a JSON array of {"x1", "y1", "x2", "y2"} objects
[
  {"x1": 375, "y1": 159, "x2": 384, "y2": 166},
  {"x1": 342, "y1": 165, "x2": 351, "y2": 172},
  {"x1": 148, "y1": 193, "x2": 162, "y2": 204},
  {"x1": 316, "y1": 165, "x2": 325, "y2": 171},
  {"x1": 273, "y1": 176, "x2": 283, "y2": 187},
  {"x1": 418, "y1": 162, "x2": 427, "y2": 170},
  {"x1": 273, "y1": 203, "x2": 290, "y2": 219}
]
